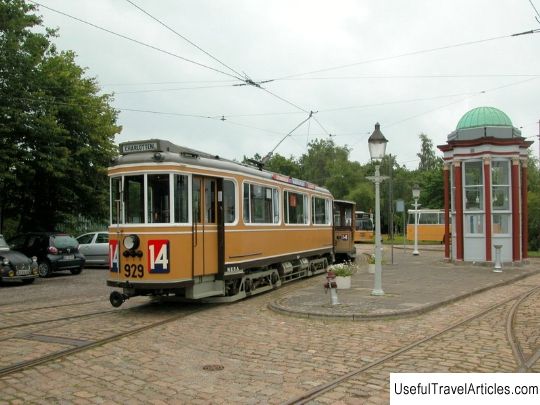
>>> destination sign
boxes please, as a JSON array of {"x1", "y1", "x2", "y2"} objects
[
  {"x1": 271, "y1": 173, "x2": 316, "y2": 190},
  {"x1": 121, "y1": 141, "x2": 159, "y2": 154}
]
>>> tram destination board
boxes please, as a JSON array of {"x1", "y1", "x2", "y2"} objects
[{"x1": 121, "y1": 141, "x2": 160, "y2": 154}]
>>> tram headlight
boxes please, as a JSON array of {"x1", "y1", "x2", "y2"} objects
[{"x1": 123, "y1": 234, "x2": 140, "y2": 251}]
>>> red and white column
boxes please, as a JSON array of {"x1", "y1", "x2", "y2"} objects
[
  {"x1": 521, "y1": 160, "x2": 528, "y2": 259},
  {"x1": 454, "y1": 161, "x2": 464, "y2": 261},
  {"x1": 443, "y1": 163, "x2": 450, "y2": 260},
  {"x1": 511, "y1": 158, "x2": 521, "y2": 262},
  {"x1": 483, "y1": 156, "x2": 492, "y2": 262}
]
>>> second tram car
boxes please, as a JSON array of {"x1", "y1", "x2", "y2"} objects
[
  {"x1": 354, "y1": 211, "x2": 374, "y2": 243},
  {"x1": 333, "y1": 200, "x2": 356, "y2": 261},
  {"x1": 406, "y1": 209, "x2": 445, "y2": 243},
  {"x1": 107, "y1": 139, "x2": 337, "y2": 306}
]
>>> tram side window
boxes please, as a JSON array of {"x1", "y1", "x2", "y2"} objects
[
  {"x1": 111, "y1": 177, "x2": 122, "y2": 224},
  {"x1": 125, "y1": 175, "x2": 144, "y2": 224},
  {"x1": 204, "y1": 178, "x2": 216, "y2": 224},
  {"x1": 243, "y1": 183, "x2": 278, "y2": 224},
  {"x1": 419, "y1": 213, "x2": 438, "y2": 224},
  {"x1": 147, "y1": 174, "x2": 170, "y2": 223},
  {"x1": 284, "y1": 191, "x2": 308, "y2": 224},
  {"x1": 223, "y1": 180, "x2": 236, "y2": 224},
  {"x1": 312, "y1": 196, "x2": 330, "y2": 224},
  {"x1": 174, "y1": 174, "x2": 189, "y2": 223}
]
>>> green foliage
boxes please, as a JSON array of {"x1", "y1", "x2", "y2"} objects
[
  {"x1": 0, "y1": 0, "x2": 120, "y2": 236},
  {"x1": 417, "y1": 133, "x2": 443, "y2": 172},
  {"x1": 527, "y1": 154, "x2": 540, "y2": 251},
  {"x1": 263, "y1": 153, "x2": 301, "y2": 178}
]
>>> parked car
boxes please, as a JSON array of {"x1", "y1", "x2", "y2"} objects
[
  {"x1": 0, "y1": 234, "x2": 39, "y2": 284},
  {"x1": 76, "y1": 231, "x2": 109, "y2": 267},
  {"x1": 9, "y1": 232, "x2": 85, "y2": 277}
]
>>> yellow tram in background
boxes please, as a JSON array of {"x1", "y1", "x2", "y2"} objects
[
  {"x1": 406, "y1": 209, "x2": 446, "y2": 243},
  {"x1": 354, "y1": 211, "x2": 374, "y2": 243},
  {"x1": 107, "y1": 139, "x2": 355, "y2": 306}
]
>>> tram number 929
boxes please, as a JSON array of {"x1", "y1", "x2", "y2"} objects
[{"x1": 124, "y1": 264, "x2": 144, "y2": 278}]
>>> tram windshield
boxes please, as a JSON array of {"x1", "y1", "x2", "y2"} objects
[{"x1": 111, "y1": 175, "x2": 235, "y2": 225}]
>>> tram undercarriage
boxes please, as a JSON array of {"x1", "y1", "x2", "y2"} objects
[{"x1": 109, "y1": 255, "x2": 331, "y2": 307}]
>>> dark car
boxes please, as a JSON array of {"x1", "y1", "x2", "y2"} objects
[
  {"x1": 0, "y1": 234, "x2": 39, "y2": 284},
  {"x1": 9, "y1": 232, "x2": 85, "y2": 277}
]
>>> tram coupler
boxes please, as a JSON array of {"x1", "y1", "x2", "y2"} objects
[
  {"x1": 324, "y1": 271, "x2": 339, "y2": 305},
  {"x1": 110, "y1": 291, "x2": 128, "y2": 308}
]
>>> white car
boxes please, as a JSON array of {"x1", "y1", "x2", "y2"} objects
[{"x1": 76, "y1": 232, "x2": 109, "y2": 267}]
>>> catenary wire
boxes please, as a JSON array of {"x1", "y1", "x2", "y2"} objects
[
  {"x1": 529, "y1": 0, "x2": 540, "y2": 19},
  {"x1": 271, "y1": 33, "x2": 530, "y2": 81},
  {"x1": 125, "y1": 0, "x2": 245, "y2": 80},
  {"x1": 28, "y1": 1, "x2": 244, "y2": 81}
]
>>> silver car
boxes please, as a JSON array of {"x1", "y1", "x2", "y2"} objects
[{"x1": 76, "y1": 232, "x2": 109, "y2": 267}]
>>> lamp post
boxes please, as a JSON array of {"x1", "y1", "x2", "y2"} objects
[
  {"x1": 412, "y1": 184, "x2": 421, "y2": 256},
  {"x1": 366, "y1": 123, "x2": 388, "y2": 296}
]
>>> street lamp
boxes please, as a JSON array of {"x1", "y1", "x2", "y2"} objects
[
  {"x1": 412, "y1": 184, "x2": 421, "y2": 256},
  {"x1": 367, "y1": 123, "x2": 388, "y2": 296}
]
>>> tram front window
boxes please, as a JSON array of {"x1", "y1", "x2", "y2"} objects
[
  {"x1": 125, "y1": 175, "x2": 144, "y2": 224},
  {"x1": 111, "y1": 177, "x2": 122, "y2": 224},
  {"x1": 148, "y1": 174, "x2": 170, "y2": 223}
]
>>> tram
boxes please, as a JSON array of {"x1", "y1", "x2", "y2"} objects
[
  {"x1": 333, "y1": 200, "x2": 357, "y2": 261},
  {"x1": 354, "y1": 211, "x2": 374, "y2": 243},
  {"x1": 406, "y1": 209, "x2": 445, "y2": 243},
  {"x1": 107, "y1": 139, "x2": 339, "y2": 306}
]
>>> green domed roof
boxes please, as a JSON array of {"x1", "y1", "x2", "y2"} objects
[{"x1": 456, "y1": 107, "x2": 513, "y2": 130}]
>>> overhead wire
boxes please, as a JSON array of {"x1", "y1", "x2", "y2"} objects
[
  {"x1": 28, "y1": 1, "x2": 539, "y2": 158},
  {"x1": 30, "y1": 1, "x2": 332, "y2": 140},
  {"x1": 125, "y1": 0, "x2": 318, "y2": 124},
  {"x1": 28, "y1": 1, "x2": 244, "y2": 81},
  {"x1": 528, "y1": 0, "x2": 540, "y2": 20},
  {"x1": 279, "y1": 73, "x2": 540, "y2": 81},
  {"x1": 124, "y1": 0, "x2": 245, "y2": 80},
  {"x1": 114, "y1": 84, "x2": 236, "y2": 94},
  {"x1": 270, "y1": 32, "x2": 536, "y2": 81},
  {"x1": 349, "y1": 76, "x2": 540, "y2": 149},
  {"x1": 102, "y1": 79, "x2": 236, "y2": 87}
]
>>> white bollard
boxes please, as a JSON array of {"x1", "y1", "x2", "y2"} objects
[{"x1": 493, "y1": 244, "x2": 503, "y2": 273}]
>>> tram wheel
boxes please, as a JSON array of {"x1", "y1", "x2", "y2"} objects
[{"x1": 110, "y1": 291, "x2": 125, "y2": 307}]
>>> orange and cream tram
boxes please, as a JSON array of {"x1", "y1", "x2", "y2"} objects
[{"x1": 107, "y1": 139, "x2": 336, "y2": 306}]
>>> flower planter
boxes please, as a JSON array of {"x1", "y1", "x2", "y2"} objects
[{"x1": 335, "y1": 275, "x2": 351, "y2": 289}]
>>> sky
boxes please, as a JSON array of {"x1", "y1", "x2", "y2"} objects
[{"x1": 31, "y1": 0, "x2": 540, "y2": 169}]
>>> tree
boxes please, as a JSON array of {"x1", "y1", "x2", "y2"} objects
[
  {"x1": 417, "y1": 133, "x2": 442, "y2": 172},
  {"x1": 527, "y1": 153, "x2": 540, "y2": 251},
  {"x1": 0, "y1": 0, "x2": 120, "y2": 235}
]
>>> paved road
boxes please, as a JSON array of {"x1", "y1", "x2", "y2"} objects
[
  {"x1": 0, "y1": 257, "x2": 538, "y2": 404},
  {"x1": 0, "y1": 267, "x2": 110, "y2": 306}
]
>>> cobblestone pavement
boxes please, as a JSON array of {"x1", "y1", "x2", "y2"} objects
[{"x1": 0, "y1": 261, "x2": 538, "y2": 404}]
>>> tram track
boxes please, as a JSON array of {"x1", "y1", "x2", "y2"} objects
[
  {"x1": 0, "y1": 304, "x2": 208, "y2": 378},
  {"x1": 507, "y1": 286, "x2": 540, "y2": 372},
  {"x1": 282, "y1": 284, "x2": 540, "y2": 405},
  {"x1": 0, "y1": 308, "x2": 119, "y2": 338},
  {"x1": 0, "y1": 298, "x2": 103, "y2": 314}
]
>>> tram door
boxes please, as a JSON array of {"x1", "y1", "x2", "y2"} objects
[{"x1": 192, "y1": 176, "x2": 219, "y2": 276}]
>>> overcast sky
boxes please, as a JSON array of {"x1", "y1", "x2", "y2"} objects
[{"x1": 33, "y1": 0, "x2": 540, "y2": 168}]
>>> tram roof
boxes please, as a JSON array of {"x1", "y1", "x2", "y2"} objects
[{"x1": 111, "y1": 139, "x2": 332, "y2": 195}]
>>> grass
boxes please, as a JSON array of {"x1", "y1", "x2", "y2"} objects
[{"x1": 528, "y1": 250, "x2": 540, "y2": 258}]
